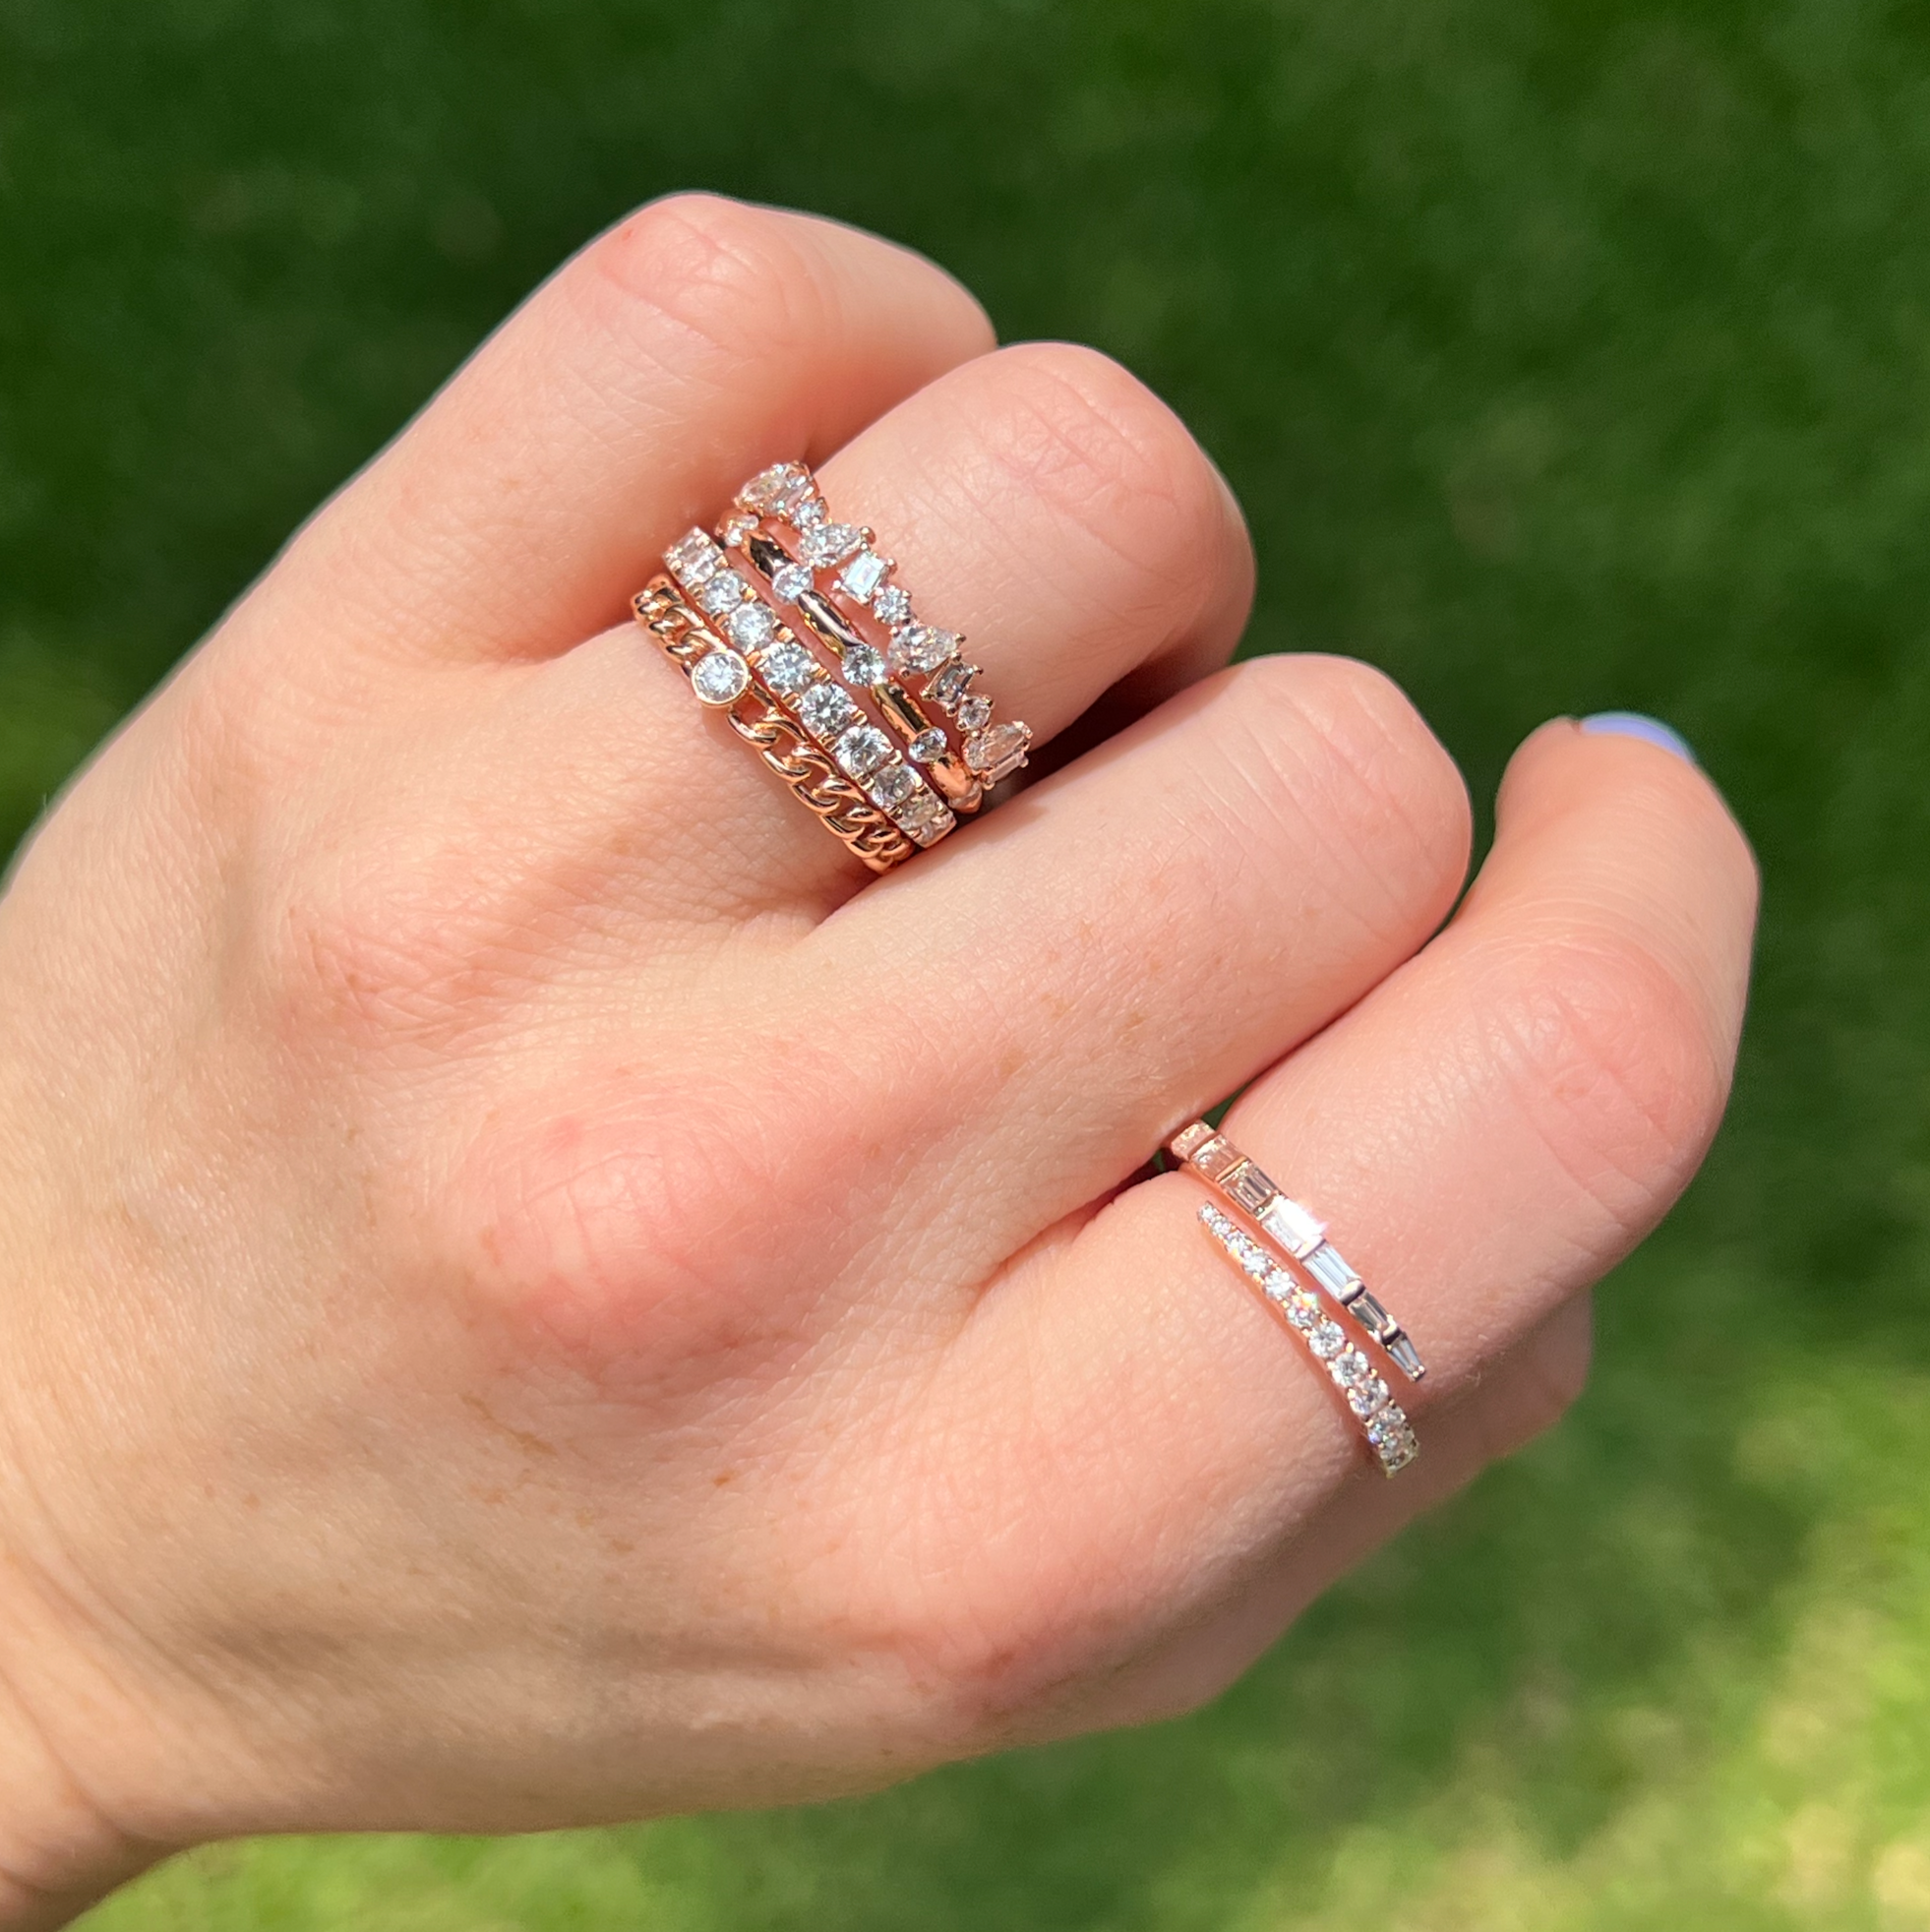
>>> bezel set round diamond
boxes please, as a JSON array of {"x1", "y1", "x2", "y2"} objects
[{"x1": 1171, "y1": 1120, "x2": 1423, "y2": 1477}]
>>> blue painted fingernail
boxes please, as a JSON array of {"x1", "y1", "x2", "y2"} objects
[{"x1": 1581, "y1": 711, "x2": 1697, "y2": 765}]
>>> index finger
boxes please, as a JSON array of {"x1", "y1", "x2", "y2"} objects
[{"x1": 250, "y1": 194, "x2": 995, "y2": 672}]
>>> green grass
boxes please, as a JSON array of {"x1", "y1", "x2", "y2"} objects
[{"x1": 7, "y1": 0, "x2": 1930, "y2": 1923}]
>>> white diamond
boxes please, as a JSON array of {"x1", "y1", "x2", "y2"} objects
[
  {"x1": 1308, "y1": 1320, "x2": 1346, "y2": 1359},
  {"x1": 964, "y1": 720, "x2": 1031, "y2": 780},
  {"x1": 907, "y1": 727, "x2": 948, "y2": 763},
  {"x1": 1386, "y1": 1336, "x2": 1425, "y2": 1381},
  {"x1": 793, "y1": 494, "x2": 826, "y2": 529},
  {"x1": 726, "y1": 602, "x2": 777, "y2": 651},
  {"x1": 799, "y1": 684, "x2": 858, "y2": 741},
  {"x1": 770, "y1": 562, "x2": 814, "y2": 602},
  {"x1": 698, "y1": 571, "x2": 749, "y2": 615},
  {"x1": 1305, "y1": 1246, "x2": 1357, "y2": 1295},
  {"x1": 841, "y1": 642, "x2": 889, "y2": 688},
  {"x1": 956, "y1": 694, "x2": 993, "y2": 732},
  {"x1": 1284, "y1": 1295, "x2": 1320, "y2": 1331},
  {"x1": 874, "y1": 583, "x2": 911, "y2": 625},
  {"x1": 870, "y1": 762, "x2": 918, "y2": 809},
  {"x1": 890, "y1": 624, "x2": 959, "y2": 675},
  {"x1": 1236, "y1": 1239, "x2": 1270, "y2": 1280},
  {"x1": 690, "y1": 648, "x2": 751, "y2": 706},
  {"x1": 838, "y1": 550, "x2": 888, "y2": 604},
  {"x1": 1259, "y1": 1197, "x2": 1327, "y2": 1257},
  {"x1": 757, "y1": 641, "x2": 815, "y2": 696},
  {"x1": 896, "y1": 791, "x2": 955, "y2": 843},
  {"x1": 1368, "y1": 1407, "x2": 1412, "y2": 1448},
  {"x1": 738, "y1": 461, "x2": 811, "y2": 513},
  {"x1": 1346, "y1": 1375, "x2": 1391, "y2": 1419},
  {"x1": 666, "y1": 529, "x2": 721, "y2": 585},
  {"x1": 1333, "y1": 1349, "x2": 1374, "y2": 1387},
  {"x1": 799, "y1": 521, "x2": 864, "y2": 567},
  {"x1": 1262, "y1": 1266, "x2": 1296, "y2": 1302},
  {"x1": 834, "y1": 724, "x2": 892, "y2": 779},
  {"x1": 924, "y1": 661, "x2": 976, "y2": 711}
]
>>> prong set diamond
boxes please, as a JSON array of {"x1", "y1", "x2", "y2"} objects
[
  {"x1": 1169, "y1": 1118, "x2": 1422, "y2": 1477},
  {"x1": 663, "y1": 526, "x2": 956, "y2": 849},
  {"x1": 1195, "y1": 1205, "x2": 1417, "y2": 1475},
  {"x1": 1170, "y1": 1121, "x2": 1425, "y2": 1384},
  {"x1": 732, "y1": 462, "x2": 1034, "y2": 788}
]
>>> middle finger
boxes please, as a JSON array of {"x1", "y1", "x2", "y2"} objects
[{"x1": 532, "y1": 339, "x2": 1256, "y2": 919}]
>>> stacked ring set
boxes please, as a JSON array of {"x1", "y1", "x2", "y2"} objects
[
  {"x1": 637, "y1": 460, "x2": 1032, "y2": 872},
  {"x1": 634, "y1": 471, "x2": 1423, "y2": 1478}
]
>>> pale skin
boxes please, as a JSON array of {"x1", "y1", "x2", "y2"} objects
[{"x1": 0, "y1": 196, "x2": 1758, "y2": 1924}]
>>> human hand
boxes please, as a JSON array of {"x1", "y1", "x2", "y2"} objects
[{"x1": 0, "y1": 195, "x2": 1757, "y2": 1924}]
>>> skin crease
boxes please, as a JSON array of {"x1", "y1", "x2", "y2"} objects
[{"x1": 0, "y1": 194, "x2": 1759, "y2": 1927}]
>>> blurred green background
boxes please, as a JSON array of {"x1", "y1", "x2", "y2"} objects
[{"x1": 7, "y1": 0, "x2": 1930, "y2": 1924}]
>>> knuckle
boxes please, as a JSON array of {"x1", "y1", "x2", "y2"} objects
[
  {"x1": 448, "y1": 1044, "x2": 878, "y2": 1389},
  {"x1": 1479, "y1": 926, "x2": 1731, "y2": 1243},
  {"x1": 265, "y1": 835, "x2": 512, "y2": 1060},
  {"x1": 1223, "y1": 652, "x2": 1472, "y2": 940},
  {"x1": 583, "y1": 192, "x2": 828, "y2": 364},
  {"x1": 973, "y1": 343, "x2": 1227, "y2": 574}
]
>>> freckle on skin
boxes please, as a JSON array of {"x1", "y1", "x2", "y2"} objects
[
  {"x1": 460, "y1": 1390, "x2": 559, "y2": 1459},
  {"x1": 713, "y1": 1471, "x2": 736, "y2": 1486}
]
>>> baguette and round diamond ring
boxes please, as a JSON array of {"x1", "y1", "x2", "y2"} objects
[{"x1": 1169, "y1": 1119, "x2": 1423, "y2": 1476}]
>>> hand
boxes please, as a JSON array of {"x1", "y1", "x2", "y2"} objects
[{"x1": 0, "y1": 195, "x2": 1757, "y2": 1925}]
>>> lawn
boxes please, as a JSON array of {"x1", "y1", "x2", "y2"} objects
[{"x1": 7, "y1": 0, "x2": 1930, "y2": 1924}]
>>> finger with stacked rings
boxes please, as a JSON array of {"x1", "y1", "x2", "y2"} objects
[
  {"x1": 1169, "y1": 1120, "x2": 1422, "y2": 1476},
  {"x1": 657, "y1": 529, "x2": 957, "y2": 854},
  {"x1": 634, "y1": 575, "x2": 918, "y2": 872},
  {"x1": 721, "y1": 460, "x2": 1034, "y2": 799}
]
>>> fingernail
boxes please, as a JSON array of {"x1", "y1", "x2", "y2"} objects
[{"x1": 1580, "y1": 711, "x2": 1697, "y2": 766}]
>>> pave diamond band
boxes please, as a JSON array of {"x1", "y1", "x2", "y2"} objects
[
  {"x1": 633, "y1": 577, "x2": 919, "y2": 873},
  {"x1": 1168, "y1": 1118, "x2": 1422, "y2": 1477},
  {"x1": 728, "y1": 461, "x2": 1034, "y2": 793},
  {"x1": 1194, "y1": 1205, "x2": 1418, "y2": 1476}
]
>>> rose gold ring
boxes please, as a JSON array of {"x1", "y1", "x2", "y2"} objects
[
  {"x1": 719, "y1": 461, "x2": 1034, "y2": 800},
  {"x1": 657, "y1": 524, "x2": 960, "y2": 855},
  {"x1": 633, "y1": 575, "x2": 919, "y2": 873},
  {"x1": 1169, "y1": 1119, "x2": 1421, "y2": 1476}
]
